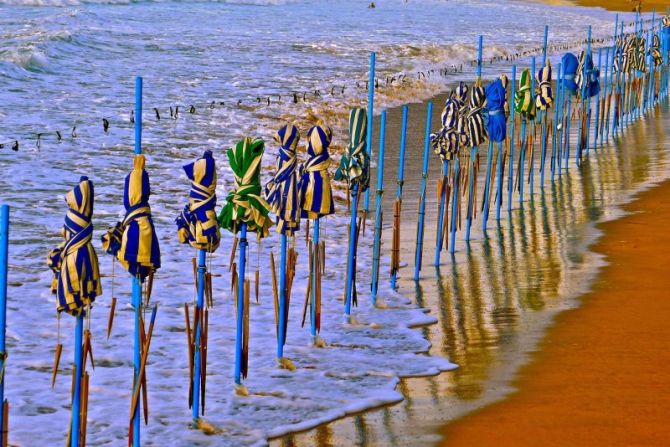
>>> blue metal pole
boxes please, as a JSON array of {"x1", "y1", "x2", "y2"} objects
[
  {"x1": 577, "y1": 26, "x2": 591, "y2": 163},
  {"x1": 371, "y1": 111, "x2": 386, "y2": 302},
  {"x1": 391, "y1": 105, "x2": 408, "y2": 289},
  {"x1": 192, "y1": 248, "x2": 206, "y2": 421},
  {"x1": 131, "y1": 75, "x2": 142, "y2": 447},
  {"x1": 584, "y1": 26, "x2": 593, "y2": 156},
  {"x1": 529, "y1": 56, "x2": 536, "y2": 197},
  {"x1": 434, "y1": 159, "x2": 448, "y2": 266},
  {"x1": 606, "y1": 14, "x2": 619, "y2": 141},
  {"x1": 234, "y1": 223, "x2": 247, "y2": 384},
  {"x1": 465, "y1": 36, "x2": 483, "y2": 241},
  {"x1": 600, "y1": 46, "x2": 609, "y2": 147},
  {"x1": 363, "y1": 52, "x2": 376, "y2": 214},
  {"x1": 593, "y1": 47, "x2": 602, "y2": 150},
  {"x1": 278, "y1": 234, "x2": 287, "y2": 355},
  {"x1": 344, "y1": 186, "x2": 359, "y2": 320},
  {"x1": 0, "y1": 205, "x2": 8, "y2": 443},
  {"x1": 481, "y1": 140, "x2": 493, "y2": 233},
  {"x1": 557, "y1": 61, "x2": 564, "y2": 175},
  {"x1": 494, "y1": 142, "x2": 503, "y2": 222},
  {"x1": 508, "y1": 65, "x2": 516, "y2": 212},
  {"x1": 413, "y1": 102, "x2": 433, "y2": 280},
  {"x1": 310, "y1": 219, "x2": 319, "y2": 337},
  {"x1": 449, "y1": 157, "x2": 460, "y2": 255},
  {"x1": 551, "y1": 63, "x2": 562, "y2": 181},
  {"x1": 519, "y1": 118, "x2": 527, "y2": 206},
  {"x1": 564, "y1": 95, "x2": 571, "y2": 169},
  {"x1": 71, "y1": 313, "x2": 83, "y2": 447},
  {"x1": 614, "y1": 22, "x2": 624, "y2": 136},
  {"x1": 542, "y1": 25, "x2": 549, "y2": 65}
]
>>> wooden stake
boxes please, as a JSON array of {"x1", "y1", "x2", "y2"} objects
[
  {"x1": 2, "y1": 400, "x2": 7, "y2": 447},
  {"x1": 229, "y1": 237, "x2": 238, "y2": 272},
  {"x1": 51, "y1": 343, "x2": 62, "y2": 389},
  {"x1": 129, "y1": 305, "x2": 158, "y2": 422},
  {"x1": 242, "y1": 280, "x2": 250, "y2": 379},
  {"x1": 106, "y1": 297, "x2": 117, "y2": 340},
  {"x1": 184, "y1": 303, "x2": 194, "y2": 409}
]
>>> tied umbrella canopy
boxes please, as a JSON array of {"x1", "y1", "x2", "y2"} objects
[
  {"x1": 176, "y1": 150, "x2": 221, "y2": 252},
  {"x1": 429, "y1": 98, "x2": 460, "y2": 160},
  {"x1": 515, "y1": 68, "x2": 537, "y2": 120},
  {"x1": 454, "y1": 82, "x2": 471, "y2": 147},
  {"x1": 499, "y1": 74, "x2": 510, "y2": 118},
  {"x1": 300, "y1": 124, "x2": 335, "y2": 219},
  {"x1": 101, "y1": 155, "x2": 161, "y2": 281},
  {"x1": 651, "y1": 34, "x2": 663, "y2": 67},
  {"x1": 485, "y1": 78, "x2": 507, "y2": 143},
  {"x1": 466, "y1": 80, "x2": 488, "y2": 147},
  {"x1": 576, "y1": 50, "x2": 600, "y2": 99},
  {"x1": 264, "y1": 124, "x2": 302, "y2": 234},
  {"x1": 335, "y1": 108, "x2": 368, "y2": 193},
  {"x1": 535, "y1": 61, "x2": 554, "y2": 110},
  {"x1": 561, "y1": 53, "x2": 579, "y2": 96},
  {"x1": 218, "y1": 137, "x2": 273, "y2": 237},
  {"x1": 47, "y1": 176, "x2": 102, "y2": 315},
  {"x1": 634, "y1": 36, "x2": 647, "y2": 73}
]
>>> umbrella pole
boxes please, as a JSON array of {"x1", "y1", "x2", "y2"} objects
[
  {"x1": 481, "y1": 140, "x2": 493, "y2": 234},
  {"x1": 371, "y1": 111, "x2": 386, "y2": 303},
  {"x1": 234, "y1": 223, "x2": 248, "y2": 386},
  {"x1": 434, "y1": 159, "x2": 448, "y2": 266},
  {"x1": 593, "y1": 47, "x2": 603, "y2": 151},
  {"x1": 564, "y1": 96, "x2": 571, "y2": 170},
  {"x1": 551, "y1": 63, "x2": 562, "y2": 182},
  {"x1": 363, "y1": 52, "x2": 376, "y2": 214},
  {"x1": 606, "y1": 14, "x2": 619, "y2": 141},
  {"x1": 277, "y1": 234, "x2": 287, "y2": 357},
  {"x1": 131, "y1": 75, "x2": 142, "y2": 447},
  {"x1": 70, "y1": 314, "x2": 83, "y2": 447},
  {"x1": 344, "y1": 186, "x2": 359, "y2": 322},
  {"x1": 539, "y1": 26, "x2": 549, "y2": 185},
  {"x1": 518, "y1": 119, "x2": 527, "y2": 206},
  {"x1": 449, "y1": 158, "x2": 460, "y2": 254},
  {"x1": 391, "y1": 105, "x2": 408, "y2": 288},
  {"x1": 464, "y1": 146, "x2": 476, "y2": 241},
  {"x1": 310, "y1": 219, "x2": 319, "y2": 339},
  {"x1": 413, "y1": 102, "x2": 433, "y2": 280},
  {"x1": 192, "y1": 249, "x2": 206, "y2": 422},
  {"x1": 495, "y1": 142, "x2": 504, "y2": 222},
  {"x1": 508, "y1": 65, "x2": 516, "y2": 212},
  {"x1": 600, "y1": 47, "x2": 609, "y2": 147},
  {"x1": 529, "y1": 56, "x2": 536, "y2": 198},
  {"x1": 0, "y1": 206, "x2": 8, "y2": 445}
]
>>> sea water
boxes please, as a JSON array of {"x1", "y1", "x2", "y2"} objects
[{"x1": 0, "y1": 0, "x2": 662, "y2": 446}]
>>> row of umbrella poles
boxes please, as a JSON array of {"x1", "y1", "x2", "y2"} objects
[{"x1": 0, "y1": 12, "x2": 667, "y2": 447}]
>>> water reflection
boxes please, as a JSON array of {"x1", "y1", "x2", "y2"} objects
[{"x1": 271, "y1": 99, "x2": 669, "y2": 446}]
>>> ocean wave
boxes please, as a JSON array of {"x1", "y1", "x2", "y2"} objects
[{"x1": 0, "y1": 0, "x2": 297, "y2": 6}]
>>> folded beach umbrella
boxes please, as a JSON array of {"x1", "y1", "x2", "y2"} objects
[
  {"x1": 176, "y1": 150, "x2": 221, "y2": 251},
  {"x1": 48, "y1": 176, "x2": 102, "y2": 315},
  {"x1": 515, "y1": 68, "x2": 536, "y2": 120},
  {"x1": 47, "y1": 176, "x2": 101, "y2": 445},
  {"x1": 454, "y1": 82, "x2": 471, "y2": 147},
  {"x1": 335, "y1": 110, "x2": 368, "y2": 195},
  {"x1": 576, "y1": 50, "x2": 600, "y2": 99},
  {"x1": 102, "y1": 155, "x2": 161, "y2": 281},
  {"x1": 499, "y1": 74, "x2": 510, "y2": 118},
  {"x1": 218, "y1": 137, "x2": 272, "y2": 237},
  {"x1": 265, "y1": 124, "x2": 302, "y2": 235},
  {"x1": 613, "y1": 37, "x2": 625, "y2": 74},
  {"x1": 535, "y1": 60, "x2": 554, "y2": 110},
  {"x1": 651, "y1": 34, "x2": 663, "y2": 67},
  {"x1": 300, "y1": 124, "x2": 335, "y2": 219},
  {"x1": 430, "y1": 98, "x2": 460, "y2": 160},
  {"x1": 561, "y1": 53, "x2": 579, "y2": 96},
  {"x1": 485, "y1": 78, "x2": 507, "y2": 143},
  {"x1": 466, "y1": 80, "x2": 488, "y2": 147},
  {"x1": 633, "y1": 36, "x2": 647, "y2": 73}
]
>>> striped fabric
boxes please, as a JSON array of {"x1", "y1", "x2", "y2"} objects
[
  {"x1": 613, "y1": 37, "x2": 624, "y2": 73},
  {"x1": 264, "y1": 124, "x2": 302, "y2": 234},
  {"x1": 466, "y1": 80, "x2": 488, "y2": 147},
  {"x1": 663, "y1": 15, "x2": 670, "y2": 28},
  {"x1": 47, "y1": 177, "x2": 102, "y2": 315},
  {"x1": 634, "y1": 36, "x2": 647, "y2": 73},
  {"x1": 561, "y1": 53, "x2": 579, "y2": 96},
  {"x1": 576, "y1": 50, "x2": 600, "y2": 99},
  {"x1": 430, "y1": 98, "x2": 460, "y2": 160},
  {"x1": 176, "y1": 150, "x2": 221, "y2": 252},
  {"x1": 335, "y1": 108, "x2": 369, "y2": 192},
  {"x1": 102, "y1": 155, "x2": 161, "y2": 281},
  {"x1": 535, "y1": 61, "x2": 554, "y2": 110},
  {"x1": 300, "y1": 124, "x2": 335, "y2": 219},
  {"x1": 651, "y1": 33, "x2": 663, "y2": 67},
  {"x1": 218, "y1": 137, "x2": 273, "y2": 237},
  {"x1": 499, "y1": 74, "x2": 510, "y2": 118},
  {"x1": 485, "y1": 78, "x2": 507, "y2": 143},
  {"x1": 515, "y1": 68, "x2": 536, "y2": 120}
]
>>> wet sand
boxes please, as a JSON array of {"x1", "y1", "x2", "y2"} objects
[
  {"x1": 440, "y1": 179, "x2": 670, "y2": 446},
  {"x1": 570, "y1": 0, "x2": 669, "y2": 13}
]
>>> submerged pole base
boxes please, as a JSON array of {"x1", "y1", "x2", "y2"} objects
[
  {"x1": 310, "y1": 335, "x2": 327, "y2": 348},
  {"x1": 374, "y1": 297, "x2": 387, "y2": 309},
  {"x1": 276, "y1": 357, "x2": 296, "y2": 371},
  {"x1": 192, "y1": 418, "x2": 224, "y2": 435},
  {"x1": 233, "y1": 383, "x2": 249, "y2": 397}
]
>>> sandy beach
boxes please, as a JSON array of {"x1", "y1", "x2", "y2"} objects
[
  {"x1": 441, "y1": 177, "x2": 670, "y2": 446},
  {"x1": 571, "y1": 0, "x2": 669, "y2": 13}
]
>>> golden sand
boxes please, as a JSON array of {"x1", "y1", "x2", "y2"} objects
[
  {"x1": 570, "y1": 0, "x2": 669, "y2": 13},
  {"x1": 440, "y1": 180, "x2": 670, "y2": 446}
]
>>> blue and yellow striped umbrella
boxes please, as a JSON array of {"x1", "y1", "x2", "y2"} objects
[
  {"x1": 485, "y1": 78, "x2": 507, "y2": 143},
  {"x1": 535, "y1": 61, "x2": 554, "y2": 110},
  {"x1": 300, "y1": 124, "x2": 335, "y2": 219},
  {"x1": 335, "y1": 108, "x2": 368, "y2": 194},
  {"x1": 47, "y1": 176, "x2": 102, "y2": 315},
  {"x1": 218, "y1": 137, "x2": 273, "y2": 237},
  {"x1": 102, "y1": 155, "x2": 161, "y2": 281},
  {"x1": 176, "y1": 150, "x2": 221, "y2": 252},
  {"x1": 265, "y1": 124, "x2": 302, "y2": 234}
]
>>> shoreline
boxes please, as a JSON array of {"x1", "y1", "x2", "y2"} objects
[{"x1": 439, "y1": 177, "x2": 670, "y2": 446}]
